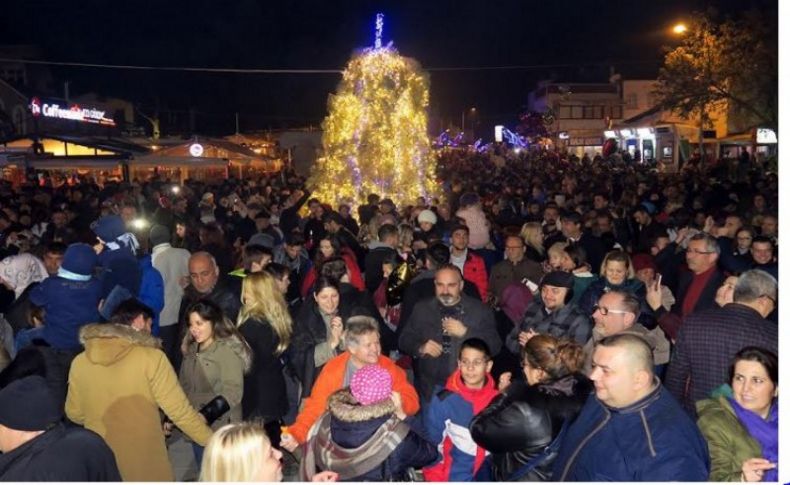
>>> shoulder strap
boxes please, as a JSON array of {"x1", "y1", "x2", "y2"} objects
[{"x1": 506, "y1": 419, "x2": 570, "y2": 481}]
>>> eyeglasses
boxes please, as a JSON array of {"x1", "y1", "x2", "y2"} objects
[
  {"x1": 592, "y1": 304, "x2": 631, "y2": 316},
  {"x1": 459, "y1": 359, "x2": 488, "y2": 368},
  {"x1": 761, "y1": 294, "x2": 777, "y2": 306},
  {"x1": 685, "y1": 249, "x2": 715, "y2": 255}
]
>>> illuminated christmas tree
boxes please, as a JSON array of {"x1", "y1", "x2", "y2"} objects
[{"x1": 308, "y1": 14, "x2": 438, "y2": 209}]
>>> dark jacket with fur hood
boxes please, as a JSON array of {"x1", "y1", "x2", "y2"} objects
[{"x1": 317, "y1": 389, "x2": 438, "y2": 481}]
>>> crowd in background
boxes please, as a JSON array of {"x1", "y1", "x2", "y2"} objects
[{"x1": 0, "y1": 145, "x2": 779, "y2": 482}]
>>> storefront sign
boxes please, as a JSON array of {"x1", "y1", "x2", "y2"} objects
[
  {"x1": 29, "y1": 97, "x2": 116, "y2": 127},
  {"x1": 569, "y1": 137, "x2": 604, "y2": 146},
  {"x1": 756, "y1": 128, "x2": 777, "y2": 144}
]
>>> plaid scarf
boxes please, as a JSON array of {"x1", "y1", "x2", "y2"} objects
[{"x1": 300, "y1": 412, "x2": 410, "y2": 481}]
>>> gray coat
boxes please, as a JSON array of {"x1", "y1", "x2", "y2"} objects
[{"x1": 151, "y1": 243, "x2": 191, "y2": 327}]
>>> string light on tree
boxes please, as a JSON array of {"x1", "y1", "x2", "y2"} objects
[{"x1": 308, "y1": 13, "x2": 438, "y2": 210}]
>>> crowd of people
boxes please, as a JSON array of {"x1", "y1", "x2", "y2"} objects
[{"x1": 0, "y1": 145, "x2": 779, "y2": 482}]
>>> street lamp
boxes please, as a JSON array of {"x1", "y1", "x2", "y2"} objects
[
  {"x1": 461, "y1": 107, "x2": 477, "y2": 134},
  {"x1": 673, "y1": 23, "x2": 687, "y2": 35}
]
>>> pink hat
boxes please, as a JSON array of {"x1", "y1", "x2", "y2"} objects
[{"x1": 350, "y1": 365, "x2": 393, "y2": 406}]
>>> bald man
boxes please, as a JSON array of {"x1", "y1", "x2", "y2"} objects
[{"x1": 553, "y1": 334, "x2": 709, "y2": 481}]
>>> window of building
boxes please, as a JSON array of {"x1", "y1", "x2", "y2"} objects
[{"x1": 626, "y1": 93, "x2": 638, "y2": 109}]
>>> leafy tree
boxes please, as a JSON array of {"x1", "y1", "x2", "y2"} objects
[
  {"x1": 515, "y1": 110, "x2": 550, "y2": 142},
  {"x1": 654, "y1": 10, "x2": 777, "y2": 133}
]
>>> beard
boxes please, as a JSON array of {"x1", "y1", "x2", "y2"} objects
[{"x1": 438, "y1": 294, "x2": 460, "y2": 306}]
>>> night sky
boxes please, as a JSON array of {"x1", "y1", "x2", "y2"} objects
[{"x1": 0, "y1": 0, "x2": 777, "y2": 137}]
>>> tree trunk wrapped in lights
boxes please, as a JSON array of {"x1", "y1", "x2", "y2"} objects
[{"x1": 308, "y1": 26, "x2": 438, "y2": 210}]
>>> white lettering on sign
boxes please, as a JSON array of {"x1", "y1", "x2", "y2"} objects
[{"x1": 29, "y1": 97, "x2": 116, "y2": 127}]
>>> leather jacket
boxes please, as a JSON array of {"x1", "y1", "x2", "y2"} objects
[{"x1": 470, "y1": 373, "x2": 592, "y2": 481}]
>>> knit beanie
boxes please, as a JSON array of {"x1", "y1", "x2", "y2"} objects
[
  {"x1": 417, "y1": 210, "x2": 437, "y2": 225},
  {"x1": 149, "y1": 224, "x2": 171, "y2": 247},
  {"x1": 92, "y1": 214, "x2": 126, "y2": 242},
  {"x1": 60, "y1": 243, "x2": 98, "y2": 277},
  {"x1": 0, "y1": 376, "x2": 62, "y2": 431},
  {"x1": 350, "y1": 365, "x2": 393, "y2": 406}
]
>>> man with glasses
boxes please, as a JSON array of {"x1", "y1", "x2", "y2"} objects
[
  {"x1": 582, "y1": 291, "x2": 669, "y2": 375},
  {"x1": 665, "y1": 269, "x2": 777, "y2": 416},
  {"x1": 505, "y1": 271, "x2": 591, "y2": 354},
  {"x1": 646, "y1": 233, "x2": 726, "y2": 341},
  {"x1": 487, "y1": 236, "x2": 544, "y2": 305},
  {"x1": 422, "y1": 338, "x2": 498, "y2": 481}
]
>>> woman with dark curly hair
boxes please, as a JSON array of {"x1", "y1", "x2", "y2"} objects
[{"x1": 470, "y1": 334, "x2": 592, "y2": 481}]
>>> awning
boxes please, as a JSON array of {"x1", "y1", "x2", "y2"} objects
[
  {"x1": 131, "y1": 156, "x2": 231, "y2": 168},
  {"x1": 28, "y1": 158, "x2": 124, "y2": 169}
]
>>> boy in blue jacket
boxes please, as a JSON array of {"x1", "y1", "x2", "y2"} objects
[{"x1": 423, "y1": 338, "x2": 499, "y2": 481}]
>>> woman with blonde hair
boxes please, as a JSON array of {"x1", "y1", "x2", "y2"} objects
[
  {"x1": 237, "y1": 272, "x2": 294, "y2": 447},
  {"x1": 200, "y1": 421, "x2": 338, "y2": 482},
  {"x1": 577, "y1": 250, "x2": 657, "y2": 329},
  {"x1": 519, "y1": 222, "x2": 546, "y2": 263}
]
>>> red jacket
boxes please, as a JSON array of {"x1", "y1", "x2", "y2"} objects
[
  {"x1": 463, "y1": 251, "x2": 489, "y2": 301},
  {"x1": 288, "y1": 351, "x2": 419, "y2": 444}
]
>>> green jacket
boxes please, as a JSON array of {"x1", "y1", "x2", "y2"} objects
[
  {"x1": 179, "y1": 336, "x2": 251, "y2": 430},
  {"x1": 696, "y1": 396, "x2": 763, "y2": 481}
]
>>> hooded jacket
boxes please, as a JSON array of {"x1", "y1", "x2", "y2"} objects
[
  {"x1": 470, "y1": 374, "x2": 592, "y2": 481},
  {"x1": 288, "y1": 351, "x2": 419, "y2": 444},
  {"x1": 423, "y1": 369, "x2": 499, "y2": 481},
  {"x1": 302, "y1": 388, "x2": 437, "y2": 481},
  {"x1": 30, "y1": 275, "x2": 102, "y2": 350},
  {"x1": 179, "y1": 335, "x2": 251, "y2": 430},
  {"x1": 65, "y1": 324, "x2": 212, "y2": 481}
]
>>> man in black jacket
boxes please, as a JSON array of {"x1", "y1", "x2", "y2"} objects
[
  {"x1": 364, "y1": 224, "x2": 399, "y2": 293},
  {"x1": 0, "y1": 376, "x2": 121, "y2": 481},
  {"x1": 399, "y1": 264, "x2": 502, "y2": 403},
  {"x1": 325, "y1": 211, "x2": 366, "y2": 271},
  {"x1": 399, "y1": 242, "x2": 480, "y2": 341}
]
